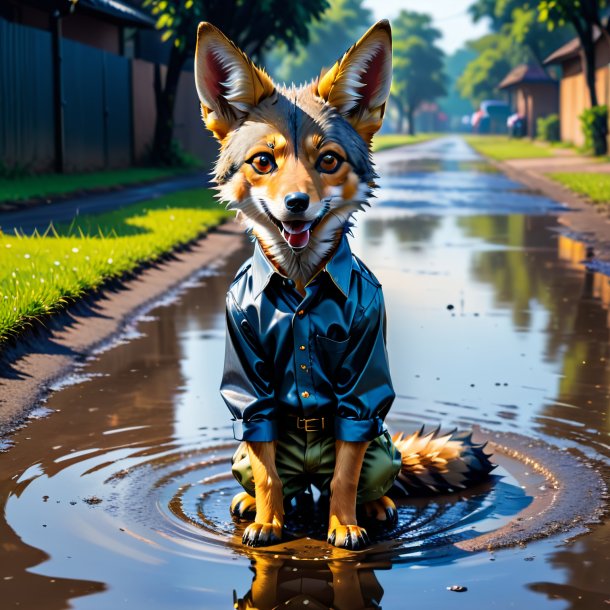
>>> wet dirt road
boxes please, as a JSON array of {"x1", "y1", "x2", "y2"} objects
[{"x1": 0, "y1": 136, "x2": 608, "y2": 609}]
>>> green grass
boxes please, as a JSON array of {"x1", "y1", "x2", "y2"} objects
[
  {"x1": 0, "y1": 167, "x2": 194, "y2": 204},
  {"x1": 548, "y1": 172, "x2": 610, "y2": 204},
  {"x1": 371, "y1": 133, "x2": 438, "y2": 152},
  {"x1": 465, "y1": 135, "x2": 555, "y2": 160},
  {"x1": 0, "y1": 188, "x2": 229, "y2": 342}
]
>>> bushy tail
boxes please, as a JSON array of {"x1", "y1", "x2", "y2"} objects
[{"x1": 390, "y1": 426, "x2": 495, "y2": 497}]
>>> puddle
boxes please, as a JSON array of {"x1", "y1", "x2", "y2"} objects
[{"x1": 1, "y1": 136, "x2": 609, "y2": 609}]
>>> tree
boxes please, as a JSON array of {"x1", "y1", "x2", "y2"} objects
[
  {"x1": 391, "y1": 11, "x2": 446, "y2": 135},
  {"x1": 439, "y1": 47, "x2": 477, "y2": 128},
  {"x1": 267, "y1": 0, "x2": 373, "y2": 85},
  {"x1": 456, "y1": 34, "x2": 517, "y2": 108},
  {"x1": 538, "y1": 0, "x2": 609, "y2": 153},
  {"x1": 469, "y1": 1, "x2": 572, "y2": 66},
  {"x1": 469, "y1": 0, "x2": 527, "y2": 31},
  {"x1": 143, "y1": 0, "x2": 330, "y2": 165},
  {"x1": 458, "y1": 1, "x2": 572, "y2": 110}
]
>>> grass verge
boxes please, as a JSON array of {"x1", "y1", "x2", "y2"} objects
[
  {"x1": 0, "y1": 167, "x2": 195, "y2": 204},
  {"x1": 0, "y1": 188, "x2": 229, "y2": 343},
  {"x1": 372, "y1": 133, "x2": 438, "y2": 152},
  {"x1": 548, "y1": 172, "x2": 610, "y2": 204},
  {"x1": 465, "y1": 135, "x2": 554, "y2": 160}
]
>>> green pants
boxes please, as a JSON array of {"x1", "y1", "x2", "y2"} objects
[{"x1": 231, "y1": 428, "x2": 401, "y2": 504}]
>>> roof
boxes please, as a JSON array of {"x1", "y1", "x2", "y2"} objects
[
  {"x1": 544, "y1": 27, "x2": 602, "y2": 65},
  {"x1": 498, "y1": 63, "x2": 557, "y2": 89},
  {"x1": 76, "y1": 0, "x2": 155, "y2": 27}
]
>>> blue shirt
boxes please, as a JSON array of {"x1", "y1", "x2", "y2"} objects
[{"x1": 220, "y1": 236, "x2": 395, "y2": 442}]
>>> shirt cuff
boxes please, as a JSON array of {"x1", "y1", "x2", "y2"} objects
[
  {"x1": 232, "y1": 418, "x2": 277, "y2": 441},
  {"x1": 334, "y1": 416, "x2": 383, "y2": 442}
]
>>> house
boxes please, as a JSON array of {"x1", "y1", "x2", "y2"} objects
[
  {"x1": 0, "y1": 0, "x2": 216, "y2": 173},
  {"x1": 544, "y1": 28, "x2": 610, "y2": 147},
  {"x1": 413, "y1": 102, "x2": 448, "y2": 133},
  {"x1": 498, "y1": 63, "x2": 558, "y2": 138}
]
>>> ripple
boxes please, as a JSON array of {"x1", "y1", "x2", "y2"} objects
[{"x1": 5, "y1": 428, "x2": 606, "y2": 571}]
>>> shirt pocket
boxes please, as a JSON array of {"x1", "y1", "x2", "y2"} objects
[{"x1": 315, "y1": 334, "x2": 350, "y2": 376}]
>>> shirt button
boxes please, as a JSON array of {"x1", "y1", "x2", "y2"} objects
[
  {"x1": 300, "y1": 364, "x2": 307, "y2": 371},
  {"x1": 301, "y1": 391, "x2": 310, "y2": 398},
  {"x1": 297, "y1": 309, "x2": 305, "y2": 316},
  {"x1": 299, "y1": 345, "x2": 306, "y2": 351}
]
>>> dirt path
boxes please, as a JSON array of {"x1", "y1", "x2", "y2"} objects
[{"x1": 0, "y1": 222, "x2": 244, "y2": 434}]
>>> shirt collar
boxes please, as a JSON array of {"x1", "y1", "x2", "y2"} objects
[
  {"x1": 251, "y1": 236, "x2": 353, "y2": 299},
  {"x1": 322, "y1": 235, "x2": 352, "y2": 297}
]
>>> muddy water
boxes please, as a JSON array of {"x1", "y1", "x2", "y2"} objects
[{"x1": 1, "y1": 136, "x2": 609, "y2": 609}]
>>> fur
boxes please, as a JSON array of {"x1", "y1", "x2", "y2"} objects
[{"x1": 195, "y1": 20, "x2": 494, "y2": 549}]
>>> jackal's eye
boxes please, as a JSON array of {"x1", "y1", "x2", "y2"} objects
[
  {"x1": 316, "y1": 152, "x2": 343, "y2": 174},
  {"x1": 248, "y1": 153, "x2": 276, "y2": 175}
]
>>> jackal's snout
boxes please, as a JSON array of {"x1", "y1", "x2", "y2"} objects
[{"x1": 284, "y1": 192, "x2": 310, "y2": 214}]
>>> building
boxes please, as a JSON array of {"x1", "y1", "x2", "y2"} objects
[
  {"x1": 0, "y1": 0, "x2": 216, "y2": 173},
  {"x1": 498, "y1": 63, "x2": 558, "y2": 138},
  {"x1": 544, "y1": 28, "x2": 610, "y2": 147}
]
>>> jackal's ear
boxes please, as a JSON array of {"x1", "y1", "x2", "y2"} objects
[
  {"x1": 315, "y1": 20, "x2": 392, "y2": 144},
  {"x1": 194, "y1": 22, "x2": 276, "y2": 141}
]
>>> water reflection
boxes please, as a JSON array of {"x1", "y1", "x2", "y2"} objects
[
  {"x1": 235, "y1": 553, "x2": 386, "y2": 610},
  {"x1": 456, "y1": 216, "x2": 610, "y2": 457}
]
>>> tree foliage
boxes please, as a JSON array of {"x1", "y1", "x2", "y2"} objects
[
  {"x1": 267, "y1": 0, "x2": 373, "y2": 85},
  {"x1": 469, "y1": 0, "x2": 572, "y2": 64},
  {"x1": 439, "y1": 48, "x2": 478, "y2": 128},
  {"x1": 145, "y1": 0, "x2": 329, "y2": 60},
  {"x1": 143, "y1": 0, "x2": 330, "y2": 164},
  {"x1": 458, "y1": 1, "x2": 572, "y2": 110},
  {"x1": 457, "y1": 34, "x2": 517, "y2": 108},
  {"x1": 391, "y1": 11, "x2": 447, "y2": 135}
]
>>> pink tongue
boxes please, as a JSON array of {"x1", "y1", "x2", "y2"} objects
[{"x1": 286, "y1": 229, "x2": 310, "y2": 249}]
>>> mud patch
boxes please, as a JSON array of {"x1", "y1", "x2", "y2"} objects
[{"x1": 456, "y1": 429, "x2": 608, "y2": 552}]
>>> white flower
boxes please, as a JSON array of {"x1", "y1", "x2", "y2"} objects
[
  {"x1": 72, "y1": 247, "x2": 79, "y2": 253},
  {"x1": 24, "y1": 253, "x2": 30, "y2": 259},
  {"x1": 54, "y1": 261, "x2": 60, "y2": 266},
  {"x1": 107, "y1": 258, "x2": 113, "y2": 264}
]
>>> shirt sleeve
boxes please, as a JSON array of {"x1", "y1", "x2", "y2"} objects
[
  {"x1": 220, "y1": 292, "x2": 277, "y2": 442},
  {"x1": 334, "y1": 287, "x2": 395, "y2": 442}
]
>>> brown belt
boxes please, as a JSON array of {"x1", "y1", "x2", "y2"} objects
[{"x1": 283, "y1": 414, "x2": 330, "y2": 433}]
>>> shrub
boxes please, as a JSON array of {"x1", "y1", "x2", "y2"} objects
[
  {"x1": 579, "y1": 105, "x2": 608, "y2": 156},
  {"x1": 537, "y1": 114, "x2": 560, "y2": 142}
]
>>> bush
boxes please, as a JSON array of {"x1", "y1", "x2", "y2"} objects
[
  {"x1": 537, "y1": 114, "x2": 560, "y2": 142},
  {"x1": 579, "y1": 106, "x2": 608, "y2": 155}
]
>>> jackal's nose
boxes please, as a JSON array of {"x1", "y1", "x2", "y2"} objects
[{"x1": 284, "y1": 192, "x2": 310, "y2": 213}]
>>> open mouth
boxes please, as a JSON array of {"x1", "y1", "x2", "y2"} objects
[
  {"x1": 258, "y1": 199, "x2": 330, "y2": 252},
  {"x1": 280, "y1": 220, "x2": 313, "y2": 250}
]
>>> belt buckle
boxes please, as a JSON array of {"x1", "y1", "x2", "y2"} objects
[{"x1": 297, "y1": 416, "x2": 324, "y2": 432}]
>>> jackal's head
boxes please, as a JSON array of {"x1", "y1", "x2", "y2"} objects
[{"x1": 194, "y1": 21, "x2": 392, "y2": 281}]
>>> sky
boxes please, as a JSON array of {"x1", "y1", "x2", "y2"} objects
[{"x1": 363, "y1": 0, "x2": 490, "y2": 55}]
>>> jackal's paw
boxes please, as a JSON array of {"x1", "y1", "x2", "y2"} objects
[
  {"x1": 327, "y1": 525, "x2": 370, "y2": 550},
  {"x1": 230, "y1": 492, "x2": 256, "y2": 521},
  {"x1": 359, "y1": 496, "x2": 398, "y2": 527},
  {"x1": 242, "y1": 522, "x2": 283, "y2": 547}
]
